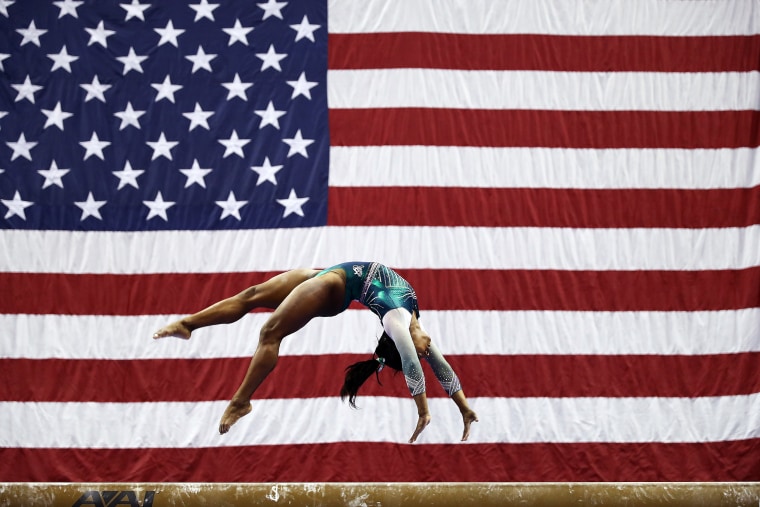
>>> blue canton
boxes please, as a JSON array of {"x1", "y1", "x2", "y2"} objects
[{"x1": 0, "y1": 0, "x2": 328, "y2": 231}]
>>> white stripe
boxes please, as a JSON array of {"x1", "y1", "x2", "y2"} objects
[
  {"x1": 4, "y1": 395, "x2": 760, "y2": 447},
  {"x1": 3, "y1": 310, "x2": 759, "y2": 359},
  {"x1": 328, "y1": 70, "x2": 760, "y2": 111},
  {"x1": 329, "y1": 147, "x2": 760, "y2": 189},
  {"x1": 3, "y1": 226, "x2": 760, "y2": 273},
  {"x1": 328, "y1": 0, "x2": 760, "y2": 36}
]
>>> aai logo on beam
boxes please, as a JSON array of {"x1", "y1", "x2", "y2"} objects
[{"x1": 71, "y1": 490, "x2": 156, "y2": 507}]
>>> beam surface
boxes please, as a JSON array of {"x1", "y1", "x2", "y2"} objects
[{"x1": 1, "y1": 482, "x2": 760, "y2": 507}]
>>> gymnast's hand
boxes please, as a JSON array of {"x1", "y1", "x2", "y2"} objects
[
  {"x1": 460, "y1": 409, "x2": 479, "y2": 442},
  {"x1": 409, "y1": 313, "x2": 431, "y2": 357},
  {"x1": 408, "y1": 412, "x2": 432, "y2": 444},
  {"x1": 411, "y1": 332, "x2": 431, "y2": 357}
]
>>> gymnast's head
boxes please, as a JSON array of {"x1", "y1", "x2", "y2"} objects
[{"x1": 340, "y1": 332, "x2": 402, "y2": 408}]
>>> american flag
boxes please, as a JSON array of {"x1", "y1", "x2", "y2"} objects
[{"x1": 2, "y1": 0, "x2": 759, "y2": 482}]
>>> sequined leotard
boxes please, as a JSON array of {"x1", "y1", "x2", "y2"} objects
[
  {"x1": 315, "y1": 262, "x2": 461, "y2": 398},
  {"x1": 315, "y1": 261, "x2": 418, "y2": 319}
]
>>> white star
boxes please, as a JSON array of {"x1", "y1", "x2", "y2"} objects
[
  {"x1": 79, "y1": 132, "x2": 110, "y2": 160},
  {"x1": 117, "y1": 47, "x2": 148, "y2": 74},
  {"x1": 189, "y1": 0, "x2": 219, "y2": 21},
  {"x1": 276, "y1": 188, "x2": 308, "y2": 218},
  {"x1": 17, "y1": 20, "x2": 47, "y2": 47},
  {"x1": 250, "y1": 157, "x2": 282, "y2": 186},
  {"x1": 0, "y1": 0, "x2": 15, "y2": 17},
  {"x1": 143, "y1": 191, "x2": 175, "y2": 221},
  {"x1": 185, "y1": 46, "x2": 216, "y2": 73},
  {"x1": 218, "y1": 130, "x2": 250, "y2": 159},
  {"x1": 258, "y1": 0, "x2": 287, "y2": 20},
  {"x1": 151, "y1": 75, "x2": 183, "y2": 103},
  {"x1": 179, "y1": 159, "x2": 212, "y2": 188},
  {"x1": 154, "y1": 20, "x2": 184, "y2": 47},
  {"x1": 6, "y1": 133, "x2": 37, "y2": 161},
  {"x1": 2, "y1": 191, "x2": 33, "y2": 220},
  {"x1": 0, "y1": 53, "x2": 9, "y2": 71},
  {"x1": 223, "y1": 19, "x2": 253, "y2": 46},
  {"x1": 287, "y1": 72, "x2": 318, "y2": 100},
  {"x1": 85, "y1": 21, "x2": 116, "y2": 47},
  {"x1": 47, "y1": 46, "x2": 79, "y2": 73},
  {"x1": 256, "y1": 44, "x2": 287, "y2": 71},
  {"x1": 74, "y1": 192, "x2": 106, "y2": 221},
  {"x1": 182, "y1": 103, "x2": 214, "y2": 131},
  {"x1": 222, "y1": 73, "x2": 252, "y2": 101},
  {"x1": 290, "y1": 15, "x2": 320, "y2": 42},
  {"x1": 114, "y1": 101, "x2": 145, "y2": 130},
  {"x1": 0, "y1": 110, "x2": 7, "y2": 128},
  {"x1": 53, "y1": 0, "x2": 83, "y2": 18},
  {"x1": 215, "y1": 191, "x2": 247, "y2": 220},
  {"x1": 254, "y1": 101, "x2": 286, "y2": 129},
  {"x1": 41, "y1": 101, "x2": 73, "y2": 130},
  {"x1": 282, "y1": 129, "x2": 314, "y2": 158},
  {"x1": 112, "y1": 160, "x2": 144, "y2": 189},
  {"x1": 80, "y1": 75, "x2": 111, "y2": 103},
  {"x1": 146, "y1": 132, "x2": 178, "y2": 160},
  {"x1": 38, "y1": 160, "x2": 70, "y2": 189},
  {"x1": 12, "y1": 75, "x2": 42, "y2": 104},
  {"x1": 120, "y1": 0, "x2": 150, "y2": 21}
]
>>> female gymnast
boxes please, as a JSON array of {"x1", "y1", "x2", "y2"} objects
[{"x1": 153, "y1": 261, "x2": 478, "y2": 443}]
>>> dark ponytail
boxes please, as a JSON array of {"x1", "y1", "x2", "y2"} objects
[{"x1": 340, "y1": 332, "x2": 402, "y2": 408}]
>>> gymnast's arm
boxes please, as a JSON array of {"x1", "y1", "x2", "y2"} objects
[{"x1": 410, "y1": 314, "x2": 479, "y2": 441}]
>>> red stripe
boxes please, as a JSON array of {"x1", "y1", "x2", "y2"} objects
[
  {"x1": 328, "y1": 186, "x2": 760, "y2": 228},
  {"x1": 3, "y1": 353, "x2": 759, "y2": 402},
  {"x1": 3, "y1": 268, "x2": 760, "y2": 314},
  {"x1": 330, "y1": 109, "x2": 760, "y2": 149},
  {"x1": 2, "y1": 441, "x2": 758, "y2": 482},
  {"x1": 329, "y1": 33, "x2": 760, "y2": 72},
  {"x1": 398, "y1": 267, "x2": 760, "y2": 312}
]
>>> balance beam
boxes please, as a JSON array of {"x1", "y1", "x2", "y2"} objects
[{"x1": 1, "y1": 482, "x2": 759, "y2": 506}]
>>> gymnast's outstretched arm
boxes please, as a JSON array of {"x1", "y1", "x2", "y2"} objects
[
  {"x1": 410, "y1": 314, "x2": 479, "y2": 441},
  {"x1": 382, "y1": 308, "x2": 431, "y2": 443}
]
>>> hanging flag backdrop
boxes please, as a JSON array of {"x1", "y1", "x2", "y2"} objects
[{"x1": 1, "y1": 0, "x2": 759, "y2": 482}]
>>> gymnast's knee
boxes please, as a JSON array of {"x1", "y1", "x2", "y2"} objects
[
  {"x1": 258, "y1": 320, "x2": 285, "y2": 347},
  {"x1": 233, "y1": 285, "x2": 258, "y2": 307},
  {"x1": 235, "y1": 283, "x2": 281, "y2": 312}
]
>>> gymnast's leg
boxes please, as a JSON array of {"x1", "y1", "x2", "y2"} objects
[
  {"x1": 152, "y1": 268, "x2": 319, "y2": 339},
  {"x1": 218, "y1": 273, "x2": 345, "y2": 434}
]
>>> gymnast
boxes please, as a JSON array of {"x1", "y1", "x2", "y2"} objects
[{"x1": 153, "y1": 261, "x2": 478, "y2": 443}]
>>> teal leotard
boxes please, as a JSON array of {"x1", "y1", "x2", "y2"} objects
[
  {"x1": 315, "y1": 261, "x2": 418, "y2": 320},
  {"x1": 315, "y1": 261, "x2": 461, "y2": 398}
]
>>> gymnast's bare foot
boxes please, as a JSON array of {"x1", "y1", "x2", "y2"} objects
[
  {"x1": 461, "y1": 409, "x2": 479, "y2": 441},
  {"x1": 219, "y1": 398, "x2": 252, "y2": 434},
  {"x1": 152, "y1": 320, "x2": 192, "y2": 340}
]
